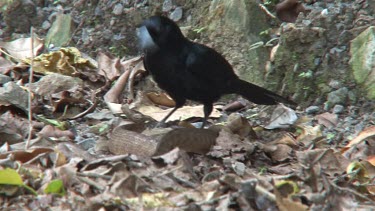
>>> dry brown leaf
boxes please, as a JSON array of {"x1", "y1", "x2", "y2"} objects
[
  {"x1": 38, "y1": 125, "x2": 75, "y2": 140},
  {"x1": 110, "y1": 175, "x2": 140, "y2": 198},
  {"x1": 0, "y1": 147, "x2": 54, "y2": 163},
  {"x1": 346, "y1": 161, "x2": 375, "y2": 184},
  {"x1": 275, "y1": 0, "x2": 306, "y2": 23},
  {"x1": 23, "y1": 47, "x2": 96, "y2": 76},
  {"x1": 104, "y1": 57, "x2": 144, "y2": 104},
  {"x1": 146, "y1": 92, "x2": 176, "y2": 107},
  {"x1": 270, "y1": 134, "x2": 298, "y2": 147},
  {"x1": 275, "y1": 187, "x2": 308, "y2": 211},
  {"x1": 315, "y1": 112, "x2": 338, "y2": 128},
  {"x1": 154, "y1": 147, "x2": 180, "y2": 164},
  {"x1": 210, "y1": 129, "x2": 254, "y2": 159},
  {"x1": 296, "y1": 149, "x2": 348, "y2": 176},
  {"x1": 268, "y1": 144, "x2": 293, "y2": 162},
  {"x1": 127, "y1": 60, "x2": 146, "y2": 102},
  {"x1": 367, "y1": 155, "x2": 375, "y2": 166},
  {"x1": 226, "y1": 113, "x2": 256, "y2": 138},
  {"x1": 137, "y1": 105, "x2": 222, "y2": 122},
  {"x1": 270, "y1": 44, "x2": 280, "y2": 62},
  {"x1": 55, "y1": 143, "x2": 96, "y2": 163},
  {"x1": 0, "y1": 56, "x2": 15, "y2": 74},
  {"x1": 97, "y1": 51, "x2": 121, "y2": 81},
  {"x1": 346, "y1": 126, "x2": 375, "y2": 148},
  {"x1": 0, "y1": 37, "x2": 44, "y2": 60},
  {"x1": 222, "y1": 100, "x2": 246, "y2": 112},
  {"x1": 0, "y1": 82, "x2": 29, "y2": 112},
  {"x1": 0, "y1": 111, "x2": 30, "y2": 145},
  {"x1": 295, "y1": 125, "x2": 324, "y2": 147}
]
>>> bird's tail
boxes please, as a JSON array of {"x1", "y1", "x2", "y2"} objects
[{"x1": 231, "y1": 79, "x2": 297, "y2": 108}]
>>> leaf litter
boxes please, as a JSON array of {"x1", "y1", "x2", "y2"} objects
[{"x1": 0, "y1": 5, "x2": 374, "y2": 211}]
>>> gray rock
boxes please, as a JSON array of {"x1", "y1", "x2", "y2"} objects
[
  {"x1": 42, "y1": 20, "x2": 51, "y2": 30},
  {"x1": 95, "y1": 6, "x2": 104, "y2": 16},
  {"x1": 78, "y1": 138, "x2": 96, "y2": 151},
  {"x1": 162, "y1": 0, "x2": 173, "y2": 12},
  {"x1": 332, "y1": 104, "x2": 344, "y2": 114},
  {"x1": 305, "y1": 106, "x2": 320, "y2": 114},
  {"x1": 326, "y1": 87, "x2": 349, "y2": 109},
  {"x1": 354, "y1": 123, "x2": 364, "y2": 134},
  {"x1": 170, "y1": 7, "x2": 183, "y2": 22},
  {"x1": 0, "y1": 82, "x2": 29, "y2": 112},
  {"x1": 350, "y1": 26, "x2": 375, "y2": 99},
  {"x1": 328, "y1": 80, "x2": 341, "y2": 89},
  {"x1": 113, "y1": 3, "x2": 124, "y2": 15},
  {"x1": 122, "y1": 0, "x2": 131, "y2": 6},
  {"x1": 0, "y1": 74, "x2": 11, "y2": 85},
  {"x1": 31, "y1": 73, "x2": 83, "y2": 96}
]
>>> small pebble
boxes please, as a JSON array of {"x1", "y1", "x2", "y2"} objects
[
  {"x1": 112, "y1": 3, "x2": 123, "y2": 15},
  {"x1": 302, "y1": 20, "x2": 312, "y2": 26},
  {"x1": 326, "y1": 87, "x2": 348, "y2": 109},
  {"x1": 77, "y1": 138, "x2": 96, "y2": 150},
  {"x1": 162, "y1": 0, "x2": 173, "y2": 12},
  {"x1": 305, "y1": 106, "x2": 320, "y2": 114},
  {"x1": 332, "y1": 104, "x2": 344, "y2": 114},
  {"x1": 95, "y1": 6, "x2": 104, "y2": 16},
  {"x1": 170, "y1": 7, "x2": 183, "y2": 22},
  {"x1": 328, "y1": 80, "x2": 341, "y2": 89},
  {"x1": 314, "y1": 57, "x2": 321, "y2": 66},
  {"x1": 321, "y1": 9, "x2": 329, "y2": 16},
  {"x1": 354, "y1": 123, "x2": 364, "y2": 134},
  {"x1": 42, "y1": 21, "x2": 51, "y2": 30},
  {"x1": 0, "y1": 74, "x2": 11, "y2": 85}
]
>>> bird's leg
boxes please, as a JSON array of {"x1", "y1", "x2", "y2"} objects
[
  {"x1": 157, "y1": 106, "x2": 179, "y2": 127},
  {"x1": 201, "y1": 103, "x2": 213, "y2": 129},
  {"x1": 156, "y1": 99, "x2": 185, "y2": 127}
]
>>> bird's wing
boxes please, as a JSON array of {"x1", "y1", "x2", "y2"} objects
[{"x1": 184, "y1": 43, "x2": 237, "y2": 85}]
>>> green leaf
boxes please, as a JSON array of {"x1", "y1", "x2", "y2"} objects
[
  {"x1": 0, "y1": 168, "x2": 37, "y2": 195},
  {"x1": 0, "y1": 169, "x2": 23, "y2": 186},
  {"x1": 44, "y1": 179, "x2": 66, "y2": 196},
  {"x1": 23, "y1": 185, "x2": 38, "y2": 196}
]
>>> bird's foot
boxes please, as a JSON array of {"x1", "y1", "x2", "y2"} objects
[{"x1": 155, "y1": 121, "x2": 168, "y2": 128}]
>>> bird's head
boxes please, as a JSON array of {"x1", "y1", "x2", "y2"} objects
[{"x1": 137, "y1": 16, "x2": 185, "y2": 53}]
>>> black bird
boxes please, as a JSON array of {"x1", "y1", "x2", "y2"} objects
[{"x1": 137, "y1": 16, "x2": 296, "y2": 127}]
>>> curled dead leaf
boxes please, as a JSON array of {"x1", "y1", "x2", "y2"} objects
[
  {"x1": 97, "y1": 51, "x2": 121, "y2": 81},
  {"x1": 275, "y1": 0, "x2": 306, "y2": 23},
  {"x1": 346, "y1": 126, "x2": 375, "y2": 148},
  {"x1": 0, "y1": 147, "x2": 54, "y2": 163},
  {"x1": 315, "y1": 112, "x2": 338, "y2": 128},
  {"x1": 267, "y1": 144, "x2": 293, "y2": 162},
  {"x1": 0, "y1": 37, "x2": 44, "y2": 61},
  {"x1": 137, "y1": 105, "x2": 222, "y2": 122},
  {"x1": 24, "y1": 47, "x2": 95, "y2": 76},
  {"x1": 226, "y1": 113, "x2": 257, "y2": 138},
  {"x1": 146, "y1": 92, "x2": 176, "y2": 107},
  {"x1": 222, "y1": 100, "x2": 246, "y2": 112},
  {"x1": 38, "y1": 125, "x2": 74, "y2": 140}
]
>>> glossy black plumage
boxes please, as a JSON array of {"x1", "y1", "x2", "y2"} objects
[{"x1": 137, "y1": 16, "x2": 296, "y2": 127}]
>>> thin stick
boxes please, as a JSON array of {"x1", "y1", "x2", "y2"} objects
[
  {"x1": 258, "y1": 3, "x2": 276, "y2": 19},
  {"x1": 25, "y1": 27, "x2": 35, "y2": 150}
]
